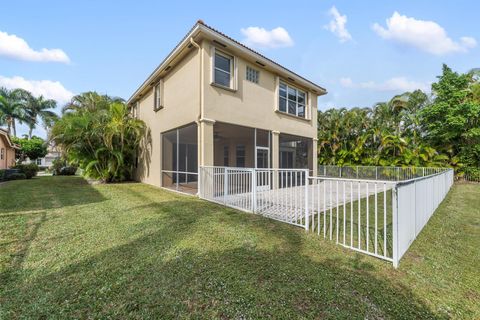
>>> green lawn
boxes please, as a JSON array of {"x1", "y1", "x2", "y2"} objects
[{"x1": 0, "y1": 177, "x2": 478, "y2": 319}]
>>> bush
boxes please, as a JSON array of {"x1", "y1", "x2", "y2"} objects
[
  {"x1": 0, "y1": 169, "x2": 5, "y2": 181},
  {"x1": 13, "y1": 163, "x2": 39, "y2": 179},
  {"x1": 59, "y1": 166, "x2": 77, "y2": 176},
  {"x1": 7, "y1": 173, "x2": 26, "y2": 180},
  {"x1": 51, "y1": 158, "x2": 77, "y2": 176}
]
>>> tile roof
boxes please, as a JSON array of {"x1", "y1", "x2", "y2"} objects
[{"x1": 128, "y1": 20, "x2": 326, "y2": 103}]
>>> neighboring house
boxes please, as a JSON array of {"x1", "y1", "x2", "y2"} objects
[
  {"x1": 128, "y1": 20, "x2": 327, "y2": 193},
  {"x1": 0, "y1": 129, "x2": 19, "y2": 169},
  {"x1": 25, "y1": 146, "x2": 61, "y2": 168}
]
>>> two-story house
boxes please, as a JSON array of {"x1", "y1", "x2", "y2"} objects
[{"x1": 128, "y1": 20, "x2": 327, "y2": 194}]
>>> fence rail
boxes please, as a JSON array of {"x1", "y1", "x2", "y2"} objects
[
  {"x1": 307, "y1": 177, "x2": 396, "y2": 262},
  {"x1": 318, "y1": 165, "x2": 445, "y2": 181},
  {"x1": 394, "y1": 169, "x2": 454, "y2": 266},
  {"x1": 199, "y1": 166, "x2": 454, "y2": 267}
]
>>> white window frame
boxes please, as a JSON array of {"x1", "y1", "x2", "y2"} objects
[
  {"x1": 211, "y1": 47, "x2": 237, "y2": 90},
  {"x1": 153, "y1": 81, "x2": 163, "y2": 111},
  {"x1": 278, "y1": 81, "x2": 308, "y2": 119},
  {"x1": 246, "y1": 65, "x2": 259, "y2": 84}
]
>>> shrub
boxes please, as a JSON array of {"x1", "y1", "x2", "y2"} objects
[
  {"x1": 13, "y1": 163, "x2": 39, "y2": 179},
  {"x1": 51, "y1": 93, "x2": 145, "y2": 182},
  {"x1": 51, "y1": 158, "x2": 77, "y2": 176},
  {"x1": 0, "y1": 169, "x2": 5, "y2": 181},
  {"x1": 59, "y1": 166, "x2": 77, "y2": 176},
  {"x1": 7, "y1": 173, "x2": 26, "y2": 180}
]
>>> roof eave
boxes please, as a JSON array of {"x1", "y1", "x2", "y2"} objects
[
  {"x1": 127, "y1": 22, "x2": 327, "y2": 104},
  {"x1": 198, "y1": 25, "x2": 327, "y2": 94},
  {"x1": 127, "y1": 24, "x2": 202, "y2": 104}
]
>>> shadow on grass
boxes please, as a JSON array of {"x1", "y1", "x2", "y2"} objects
[
  {"x1": 0, "y1": 199, "x2": 442, "y2": 319},
  {"x1": 0, "y1": 176, "x2": 106, "y2": 214}
]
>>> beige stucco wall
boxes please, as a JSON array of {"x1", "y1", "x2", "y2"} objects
[
  {"x1": 201, "y1": 40, "x2": 318, "y2": 140},
  {"x1": 134, "y1": 49, "x2": 200, "y2": 187},
  {"x1": 134, "y1": 38, "x2": 320, "y2": 187}
]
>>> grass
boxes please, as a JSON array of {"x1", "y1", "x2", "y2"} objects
[{"x1": 0, "y1": 176, "x2": 478, "y2": 319}]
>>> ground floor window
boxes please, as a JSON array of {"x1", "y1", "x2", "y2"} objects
[{"x1": 161, "y1": 123, "x2": 198, "y2": 193}]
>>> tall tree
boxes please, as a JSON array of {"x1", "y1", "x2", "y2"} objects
[
  {"x1": 52, "y1": 92, "x2": 145, "y2": 182},
  {"x1": 62, "y1": 91, "x2": 124, "y2": 113},
  {"x1": 24, "y1": 94, "x2": 58, "y2": 138},
  {"x1": 421, "y1": 64, "x2": 480, "y2": 167},
  {"x1": 0, "y1": 87, "x2": 28, "y2": 137}
]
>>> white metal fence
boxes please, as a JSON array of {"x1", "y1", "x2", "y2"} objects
[
  {"x1": 394, "y1": 169, "x2": 454, "y2": 266},
  {"x1": 455, "y1": 167, "x2": 480, "y2": 183},
  {"x1": 318, "y1": 165, "x2": 445, "y2": 181},
  {"x1": 199, "y1": 166, "x2": 454, "y2": 267},
  {"x1": 199, "y1": 167, "x2": 308, "y2": 227},
  {"x1": 307, "y1": 177, "x2": 396, "y2": 262}
]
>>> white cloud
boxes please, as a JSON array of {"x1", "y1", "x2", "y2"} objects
[
  {"x1": 325, "y1": 6, "x2": 352, "y2": 43},
  {"x1": 0, "y1": 31, "x2": 70, "y2": 63},
  {"x1": 460, "y1": 36, "x2": 477, "y2": 48},
  {"x1": 0, "y1": 75, "x2": 74, "y2": 104},
  {"x1": 240, "y1": 26, "x2": 294, "y2": 49},
  {"x1": 340, "y1": 77, "x2": 430, "y2": 92},
  {"x1": 373, "y1": 12, "x2": 477, "y2": 55}
]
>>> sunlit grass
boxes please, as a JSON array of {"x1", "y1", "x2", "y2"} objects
[{"x1": 0, "y1": 177, "x2": 478, "y2": 318}]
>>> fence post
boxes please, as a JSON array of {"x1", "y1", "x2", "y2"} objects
[
  {"x1": 252, "y1": 168, "x2": 256, "y2": 213},
  {"x1": 223, "y1": 168, "x2": 228, "y2": 204},
  {"x1": 304, "y1": 170, "x2": 309, "y2": 231},
  {"x1": 392, "y1": 185, "x2": 399, "y2": 268},
  {"x1": 198, "y1": 167, "x2": 202, "y2": 198}
]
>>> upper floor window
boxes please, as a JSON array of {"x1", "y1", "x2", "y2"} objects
[
  {"x1": 131, "y1": 101, "x2": 139, "y2": 118},
  {"x1": 154, "y1": 82, "x2": 162, "y2": 111},
  {"x1": 279, "y1": 82, "x2": 306, "y2": 118},
  {"x1": 214, "y1": 51, "x2": 233, "y2": 88},
  {"x1": 0, "y1": 148, "x2": 4, "y2": 160},
  {"x1": 246, "y1": 66, "x2": 259, "y2": 84}
]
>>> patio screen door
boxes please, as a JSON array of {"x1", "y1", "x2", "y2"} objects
[{"x1": 256, "y1": 147, "x2": 270, "y2": 190}]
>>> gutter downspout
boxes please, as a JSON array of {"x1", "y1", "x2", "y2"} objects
[
  {"x1": 190, "y1": 37, "x2": 203, "y2": 194},
  {"x1": 189, "y1": 37, "x2": 203, "y2": 122}
]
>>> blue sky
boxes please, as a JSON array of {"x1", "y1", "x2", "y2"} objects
[{"x1": 1, "y1": 0, "x2": 478, "y2": 137}]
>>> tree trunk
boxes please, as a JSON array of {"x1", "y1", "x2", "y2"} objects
[
  {"x1": 12, "y1": 120, "x2": 17, "y2": 137},
  {"x1": 29, "y1": 126, "x2": 33, "y2": 139}
]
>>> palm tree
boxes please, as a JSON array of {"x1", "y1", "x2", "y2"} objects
[
  {"x1": 24, "y1": 94, "x2": 58, "y2": 138},
  {"x1": 0, "y1": 87, "x2": 28, "y2": 137},
  {"x1": 52, "y1": 93, "x2": 145, "y2": 182},
  {"x1": 62, "y1": 92, "x2": 124, "y2": 114}
]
